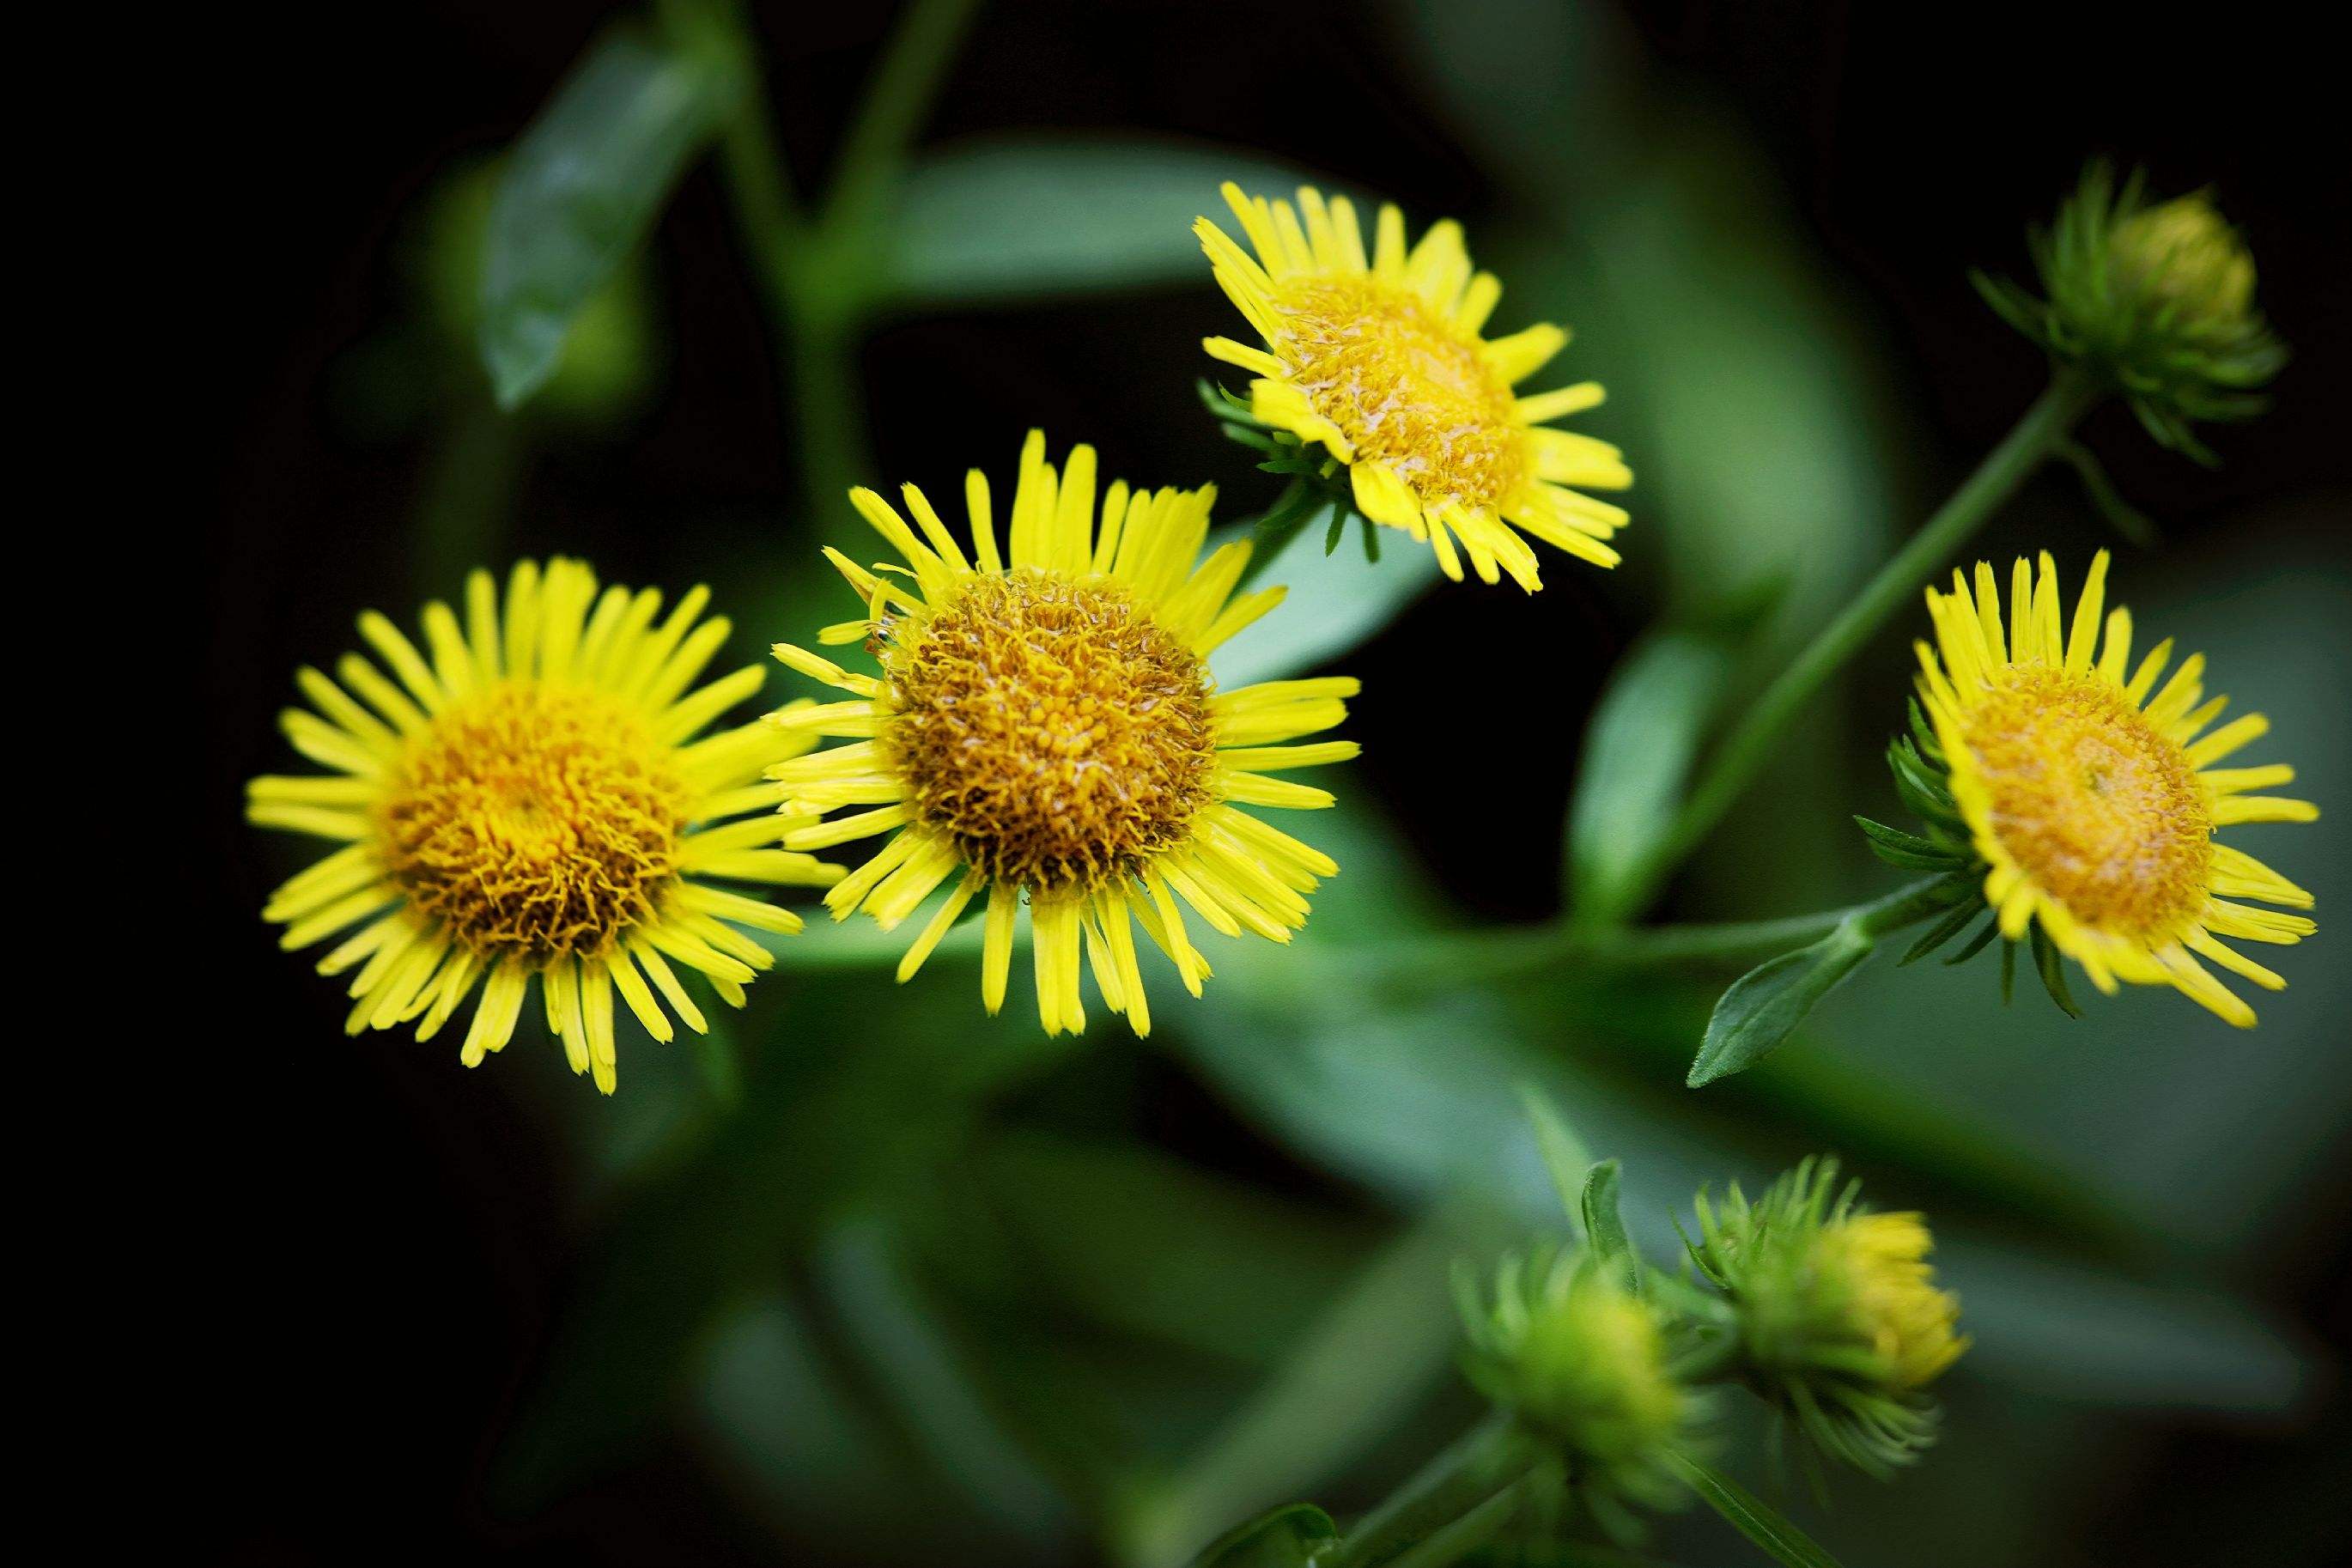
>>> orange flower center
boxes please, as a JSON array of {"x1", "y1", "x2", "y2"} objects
[
  {"x1": 1964, "y1": 666, "x2": 2212, "y2": 939},
  {"x1": 1272, "y1": 275, "x2": 1523, "y2": 508},
  {"x1": 380, "y1": 683, "x2": 687, "y2": 959},
  {"x1": 886, "y1": 571, "x2": 1217, "y2": 890}
]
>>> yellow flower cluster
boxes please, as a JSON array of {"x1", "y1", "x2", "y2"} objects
[{"x1": 248, "y1": 174, "x2": 2313, "y2": 1099}]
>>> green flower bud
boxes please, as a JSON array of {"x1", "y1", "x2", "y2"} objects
[
  {"x1": 1460, "y1": 1248, "x2": 1699, "y2": 1533},
  {"x1": 1973, "y1": 163, "x2": 2284, "y2": 460},
  {"x1": 1687, "y1": 1158, "x2": 1966, "y2": 1477},
  {"x1": 2112, "y1": 194, "x2": 2257, "y2": 323}
]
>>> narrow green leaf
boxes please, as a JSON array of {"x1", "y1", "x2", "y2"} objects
[
  {"x1": 1687, "y1": 924, "x2": 1877, "y2": 1087},
  {"x1": 1896, "y1": 899, "x2": 1982, "y2": 966},
  {"x1": 883, "y1": 137, "x2": 1303, "y2": 305},
  {"x1": 2030, "y1": 925, "x2": 2084, "y2": 1018},
  {"x1": 1565, "y1": 631, "x2": 1739, "y2": 921},
  {"x1": 1515, "y1": 1085, "x2": 1593, "y2": 1220},
  {"x1": 1942, "y1": 913, "x2": 2000, "y2": 967},
  {"x1": 481, "y1": 28, "x2": 738, "y2": 408},
  {"x1": 1578, "y1": 1159, "x2": 1641, "y2": 1298},
  {"x1": 1663, "y1": 1453, "x2": 1845, "y2": 1568},
  {"x1": 1188, "y1": 1504, "x2": 1339, "y2": 1568},
  {"x1": 1853, "y1": 816, "x2": 1968, "y2": 871}
]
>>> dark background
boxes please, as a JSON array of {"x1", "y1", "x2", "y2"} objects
[{"x1": 179, "y1": 2, "x2": 2347, "y2": 1563}]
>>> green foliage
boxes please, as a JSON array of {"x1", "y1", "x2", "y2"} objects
[
  {"x1": 1565, "y1": 631, "x2": 1740, "y2": 925},
  {"x1": 883, "y1": 139, "x2": 1301, "y2": 306},
  {"x1": 1688, "y1": 926, "x2": 1879, "y2": 1088},
  {"x1": 479, "y1": 27, "x2": 741, "y2": 408}
]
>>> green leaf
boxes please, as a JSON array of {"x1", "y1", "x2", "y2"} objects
[
  {"x1": 1896, "y1": 899, "x2": 1983, "y2": 966},
  {"x1": 1516, "y1": 1085, "x2": 1594, "y2": 1220},
  {"x1": 1565, "y1": 631, "x2": 1739, "y2": 921},
  {"x1": 1852, "y1": 816, "x2": 1969, "y2": 871},
  {"x1": 481, "y1": 27, "x2": 738, "y2": 408},
  {"x1": 1687, "y1": 924, "x2": 1876, "y2": 1087},
  {"x1": 1663, "y1": 1453, "x2": 1845, "y2": 1568},
  {"x1": 1578, "y1": 1158, "x2": 1641, "y2": 1297},
  {"x1": 881, "y1": 137, "x2": 1304, "y2": 306},
  {"x1": 1188, "y1": 1504, "x2": 1339, "y2": 1568},
  {"x1": 1208, "y1": 518, "x2": 1441, "y2": 688},
  {"x1": 2029, "y1": 924, "x2": 2084, "y2": 1018}
]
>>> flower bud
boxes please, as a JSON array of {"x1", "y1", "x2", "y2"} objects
[
  {"x1": 1687, "y1": 1158, "x2": 1965, "y2": 1476},
  {"x1": 1460, "y1": 1249, "x2": 1697, "y2": 1526},
  {"x1": 1973, "y1": 163, "x2": 2284, "y2": 459},
  {"x1": 2112, "y1": 194, "x2": 2257, "y2": 325}
]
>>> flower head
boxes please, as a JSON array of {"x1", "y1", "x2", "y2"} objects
[
  {"x1": 1196, "y1": 182, "x2": 1630, "y2": 591},
  {"x1": 1974, "y1": 165, "x2": 2284, "y2": 459},
  {"x1": 1461, "y1": 1249, "x2": 1699, "y2": 1531},
  {"x1": 769, "y1": 432, "x2": 1357, "y2": 1036},
  {"x1": 1688, "y1": 1158, "x2": 1963, "y2": 1476},
  {"x1": 1901, "y1": 550, "x2": 2316, "y2": 1025},
  {"x1": 248, "y1": 559, "x2": 842, "y2": 1093}
]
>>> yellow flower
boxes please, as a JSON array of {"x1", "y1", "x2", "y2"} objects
[
  {"x1": 247, "y1": 559, "x2": 842, "y2": 1093},
  {"x1": 1916, "y1": 550, "x2": 2317, "y2": 1025},
  {"x1": 1812, "y1": 1212, "x2": 1966, "y2": 1391},
  {"x1": 769, "y1": 432, "x2": 1358, "y2": 1036},
  {"x1": 1195, "y1": 181, "x2": 1630, "y2": 591}
]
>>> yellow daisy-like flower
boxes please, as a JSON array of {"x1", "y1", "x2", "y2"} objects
[
  {"x1": 1194, "y1": 181, "x2": 1631, "y2": 591},
  {"x1": 768, "y1": 431, "x2": 1358, "y2": 1037},
  {"x1": 1813, "y1": 1212, "x2": 1966, "y2": 1392},
  {"x1": 1916, "y1": 549, "x2": 2318, "y2": 1025},
  {"x1": 247, "y1": 558, "x2": 842, "y2": 1093}
]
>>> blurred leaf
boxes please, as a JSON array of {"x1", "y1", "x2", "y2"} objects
[
  {"x1": 1662, "y1": 1453, "x2": 1845, "y2": 1568},
  {"x1": 1938, "y1": 1237, "x2": 2310, "y2": 1413},
  {"x1": 1210, "y1": 517, "x2": 1442, "y2": 688},
  {"x1": 481, "y1": 27, "x2": 738, "y2": 408},
  {"x1": 1118, "y1": 1210, "x2": 1494, "y2": 1568},
  {"x1": 971, "y1": 1133, "x2": 1378, "y2": 1364},
  {"x1": 1578, "y1": 1159, "x2": 1640, "y2": 1297},
  {"x1": 493, "y1": 973, "x2": 1082, "y2": 1511},
  {"x1": 1517, "y1": 1085, "x2": 1595, "y2": 1219},
  {"x1": 1187, "y1": 1504, "x2": 1339, "y2": 1568},
  {"x1": 880, "y1": 137, "x2": 1303, "y2": 306},
  {"x1": 1565, "y1": 629, "x2": 1738, "y2": 922},
  {"x1": 1687, "y1": 927, "x2": 1876, "y2": 1088},
  {"x1": 818, "y1": 1216, "x2": 1075, "y2": 1546}
]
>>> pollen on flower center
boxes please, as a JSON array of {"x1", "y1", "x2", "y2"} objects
[
  {"x1": 380, "y1": 682, "x2": 689, "y2": 959},
  {"x1": 1273, "y1": 275, "x2": 1524, "y2": 507},
  {"x1": 1964, "y1": 666, "x2": 2212, "y2": 939},
  {"x1": 885, "y1": 570, "x2": 1217, "y2": 891}
]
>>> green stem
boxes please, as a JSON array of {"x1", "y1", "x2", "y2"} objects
[
  {"x1": 823, "y1": 0, "x2": 983, "y2": 235},
  {"x1": 1367, "y1": 875, "x2": 1966, "y2": 991},
  {"x1": 413, "y1": 384, "x2": 520, "y2": 599},
  {"x1": 788, "y1": 314, "x2": 872, "y2": 550},
  {"x1": 1322, "y1": 1420, "x2": 1535, "y2": 1568},
  {"x1": 1606, "y1": 371, "x2": 2100, "y2": 921}
]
